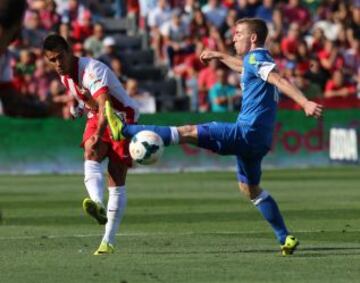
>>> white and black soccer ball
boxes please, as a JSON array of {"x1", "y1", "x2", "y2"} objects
[{"x1": 129, "y1": 130, "x2": 164, "y2": 165}]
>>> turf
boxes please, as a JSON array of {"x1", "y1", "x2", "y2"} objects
[{"x1": 0, "y1": 167, "x2": 359, "y2": 283}]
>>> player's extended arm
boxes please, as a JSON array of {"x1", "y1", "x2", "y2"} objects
[
  {"x1": 200, "y1": 50, "x2": 243, "y2": 73},
  {"x1": 267, "y1": 71, "x2": 323, "y2": 118},
  {"x1": 94, "y1": 92, "x2": 111, "y2": 137}
]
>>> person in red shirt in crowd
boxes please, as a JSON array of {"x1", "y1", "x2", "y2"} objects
[
  {"x1": 280, "y1": 23, "x2": 301, "y2": 61},
  {"x1": 173, "y1": 40, "x2": 205, "y2": 78},
  {"x1": 71, "y1": 10, "x2": 93, "y2": 42},
  {"x1": 317, "y1": 39, "x2": 345, "y2": 72},
  {"x1": 309, "y1": 27, "x2": 325, "y2": 53},
  {"x1": 296, "y1": 40, "x2": 311, "y2": 75},
  {"x1": 31, "y1": 0, "x2": 60, "y2": 31},
  {"x1": 282, "y1": 0, "x2": 312, "y2": 33},
  {"x1": 202, "y1": 25, "x2": 226, "y2": 53},
  {"x1": 197, "y1": 59, "x2": 219, "y2": 112},
  {"x1": 324, "y1": 69, "x2": 357, "y2": 98}
]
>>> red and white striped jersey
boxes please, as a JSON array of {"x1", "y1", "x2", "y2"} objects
[{"x1": 60, "y1": 57, "x2": 139, "y2": 122}]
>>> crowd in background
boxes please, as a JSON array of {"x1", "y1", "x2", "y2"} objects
[{"x1": 0, "y1": 0, "x2": 359, "y2": 118}]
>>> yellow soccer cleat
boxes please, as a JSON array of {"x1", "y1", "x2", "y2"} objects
[
  {"x1": 94, "y1": 242, "x2": 114, "y2": 256},
  {"x1": 280, "y1": 235, "x2": 299, "y2": 256},
  {"x1": 105, "y1": 100, "x2": 125, "y2": 141},
  {"x1": 82, "y1": 198, "x2": 107, "y2": 225}
]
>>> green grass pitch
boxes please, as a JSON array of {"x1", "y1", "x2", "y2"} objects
[{"x1": 0, "y1": 167, "x2": 359, "y2": 283}]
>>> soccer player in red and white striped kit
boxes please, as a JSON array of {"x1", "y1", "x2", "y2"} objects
[{"x1": 43, "y1": 34, "x2": 139, "y2": 255}]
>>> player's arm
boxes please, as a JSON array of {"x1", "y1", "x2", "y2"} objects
[
  {"x1": 94, "y1": 91, "x2": 110, "y2": 137},
  {"x1": 200, "y1": 50, "x2": 243, "y2": 73},
  {"x1": 267, "y1": 70, "x2": 323, "y2": 118}
]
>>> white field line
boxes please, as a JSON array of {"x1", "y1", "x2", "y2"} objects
[{"x1": 0, "y1": 229, "x2": 360, "y2": 241}]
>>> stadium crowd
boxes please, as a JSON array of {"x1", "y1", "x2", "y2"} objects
[{"x1": 0, "y1": 0, "x2": 359, "y2": 118}]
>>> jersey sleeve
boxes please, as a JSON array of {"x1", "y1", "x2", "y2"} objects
[
  {"x1": 247, "y1": 51, "x2": 276, "y2": 81},
  {"x1": 82, "y1": 61, "x2": 110, "y2": 99}
]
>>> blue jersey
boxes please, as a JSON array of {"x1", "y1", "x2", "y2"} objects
[{"x1": 237, "y1": 48, "x2": 279, "y2": 147}]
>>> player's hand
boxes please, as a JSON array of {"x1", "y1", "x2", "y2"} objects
[
  {"x1": 304, "y1": 101, "x2": 323, "y2": 118},
  {"x1": 199, "y1": 50, "x2": 220, "y2": 65},
  {"x1": 89, "y1": 134, "x2": 101, "y2": 152}
]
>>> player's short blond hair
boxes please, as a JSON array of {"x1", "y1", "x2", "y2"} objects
[{"x1": 235, "y1": 18, "x2": 268, "y2": 46}]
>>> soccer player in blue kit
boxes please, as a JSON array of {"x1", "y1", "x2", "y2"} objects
[{"x1": 105, "y1": 18, "x2": 323, "y2": 255}]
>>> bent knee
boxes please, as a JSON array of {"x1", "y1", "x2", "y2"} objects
[{"x1": 238, "y1": 182, "x2": 261, "y2": 199}]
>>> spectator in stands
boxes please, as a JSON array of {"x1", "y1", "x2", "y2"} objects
[
  {"x1": 30, "y1": 58, "x2": 57, "y2": 102},
  {"x1": 110, "y1": 57, "x2": 128, "y2": 84},
  {"x1": 282, "y1": 61, "x2": 297, "y2": 85},
  {"x1": 147, "y1": 0, "x2": 172, "y2": 63},
  {"x1": 161, "y1": 9, "x2": 194, "y2": 68},
  {"x1": 138, "y1": 0, "x2": 158, "y2": 30},
  {"x1": 235, "y1": 0, "x2": 260, "y2": 18},
  {"x1": 304, "y1": 56, "x2": 328, "y2": 90},
  {"x1": 189, "y1": 8, "x2": 209, "y2": 40},
  {"x1": 282, "y1": 0, "x2": 312, "y2": 33},
  {"x1": 113, "y1": 0, "x2": 127, "y2": 18},
  {"x1": 47, "y1": 78, "x2": 72, "y2": 119},
  {"x1": 174, "y1": 39, "x2": 205, "y2": 77},
  {"x1": 317, "y1": 39, "x2": 344, "y2": 72},
  {"x1": 267, "y1": 8, "x2": 285, "y2": 42},
  {"x1": 87, "y1": 0, "x2": 114, "y2": 19},
  {"x1": 324, "y1": 69, "x2": 357, "y2": 98},
  {"x1": 313, "y1": 4, "x2": 342, "y2": 42},
  {"x1": 197, "y1": 59, "x2": 219, "y2": 112},
  {"x1": 185, "y1": 66, "x2": 199, "y2": 112},
  {"x1": 202, "y1": 25, "x2": 226, "y2": 53},
  {"x1": 296, "y1": 40, "x2": 311, "y2": 75},
  {"x1": 61, "y1": 0, "x2": 88, "y2": 27},
  {"x1": 201, "y1": 0, "x2": 228, "y2": 29},
  {"x1": 58, "y1": 22, "x2": 75, "y2": 45},
  {"x1": 98, "y1": 36, "x2": 118, "y2": 67},
  {"x1": 71, "y1": 10, "x2": 93, "y2": 42},
  {"x1": 293, "y1": 73, "x2": 322, "y2": 99},
  {"x1": 32, "y1": 0, "x2": 60, "y2": 32},
  {"x1": 209, "y1": 68, "x2": 237, "y2": 112},
  {"x1": 307, "y1": 27, "x2": 325, "y2": 53},
  {"x1": 280, "y1": 23, "x2": 301, "y2": 61},
  {"x1": 342, "y1": 38, "x2": 360, "y2": 77},
  {"x1": 72, "y1": 42, "x2": 86, "y2": 57},
  {"x1": 220, "y1": 8, "x2": 238, "y2": 49},
  {"x1": 22, "y1": 10, "x2": 48, "y2": 55},
  {"x1": 14, "y1": 49, "x2": 36, "y2": 96},
  {"x1": 84, "y1": 23, "x2": 105, "y2": 58},
  {"x1": 183, "y1": 0, "x2": 200, "y2": 20},
  {"x1": 268, "y1": 40, "x2": 286, "y2": 73},
  {"x1": 255, "y1": 0, "x2": 274, "y2": 23},
  {"x1": 147, "y1": 0, "x2": 172, "y2": 30},
  {"x1": 349, "y1": 1, "x2": 360, "y2": 42},
  {"x1": 126, "y1": 78, "x2": 156, "y2": 113},
  {"x1": 336, "y1": 24, "x2": 350, "y2": 51}
]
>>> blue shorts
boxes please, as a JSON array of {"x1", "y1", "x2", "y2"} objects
[{"x1": 197, "y1": 122, "x2": 270, "y2": 185}]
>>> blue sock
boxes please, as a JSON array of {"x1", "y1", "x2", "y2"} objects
[
  {"x1": 123, "y1": 125, "x2": 172, "y2": 146},
  {"x1": 253, "y1": 190, "x2": 288, "y2": 244}
]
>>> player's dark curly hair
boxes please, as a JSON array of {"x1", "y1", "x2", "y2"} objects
[
  {"x1": 43, "y1": 34, "x2": 70, "y2": 52},
  {"x1": 235, "y1": 18, "x2": 268, "y2": 46},
  {"x1": 0, "y1": 0, "x2": 27, "y2": 28}
]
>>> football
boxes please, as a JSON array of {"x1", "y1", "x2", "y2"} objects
[{"x1": 129, "y1": 130, "x2": 164, "y2": 165}]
